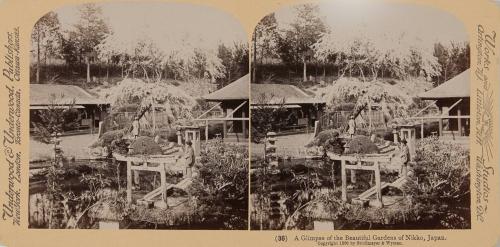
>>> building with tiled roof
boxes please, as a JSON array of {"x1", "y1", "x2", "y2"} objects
[
  {"x1": 199, "y1": 75, "x2": 249, "y2": 142},
  {"x1": 418, "y1": 69, "x2": 470, "y2": 137},
  {"x1": 30, "y1": 84, "x2": 110, "y2": 133},
  {"x1": 251, "y1": 83, "x2": 326, "y2": 131}
]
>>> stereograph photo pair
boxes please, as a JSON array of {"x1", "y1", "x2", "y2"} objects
[{"x1": 0, "y1": 0, "x2": 499, "y2": 246}]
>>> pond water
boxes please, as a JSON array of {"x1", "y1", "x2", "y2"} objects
[
  {"x1": 250, "y1": 158, "x2": 418, "y2": 230},
  {"x1": 29, "y1": 158, "x2": 245, "y2": 229}
]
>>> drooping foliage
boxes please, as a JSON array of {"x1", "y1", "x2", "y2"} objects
[
  {"x1": 315, "y1": 77, "x2": 432, "y2": 120},
  {"x1": 96, "y1": 78, "x2": 197, "y2": 126}
]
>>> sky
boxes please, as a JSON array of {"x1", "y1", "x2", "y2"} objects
[
  {"x1": 274, "y1": 0, "x2": 469, "y2": 49},
  {"x1": 54, "y1": 2, "x2": 248, "y2": 51}
]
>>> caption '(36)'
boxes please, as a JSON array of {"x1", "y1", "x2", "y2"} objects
[{"x1": 273, "y1": 234, "x2": 446, "y2": 246}]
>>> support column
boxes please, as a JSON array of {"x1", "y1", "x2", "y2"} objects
[
  {"x1": 438, "y1": 119, "x2": 443, "y2": 137},
  {"x1": 341, "y1": 159, "x2": 347, "y2": 202},
  {"x1": 91, "y1": 109, "x2": 96, "y2": 134},
  {"x1": 438, "y1": 108, "x2": 443, "y2": 136},
  {"x1": 126, "y1": 161, "x2": 132, "y2": 203},
  {"x1": 222, "y1": 121, "x2": 227, "y2": 139},
  {"x1": 242, "y1": 112, "x2": 247, "y2": 139},
  {"x1": 457, "y1": 108, "x2": 462, "y2": 136}
]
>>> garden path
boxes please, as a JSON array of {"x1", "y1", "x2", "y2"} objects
[
  {"x1": 30, "y1": 134, "x2": 98, "y2": 162},
  {"x1": 251, "y1": 133, "x2": 313, "y2": 158}
]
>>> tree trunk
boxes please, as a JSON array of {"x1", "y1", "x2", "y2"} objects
[
  {"x1": 303, "y1": 56, "x2": 307, "y2": 82},
  {"x1": 36, "y1": 28, "x2": 40, "y2": 83},
  {"x1": 106, "y1": 59, "x2": 109, "y2": 82},
  {"x1": 252, "y1": 32, "x2": 257, "y2": 83},
  {"x1": 358, "y1": 65, "x2": 365, "y2": 82},
  {"x1": 142, "y1": 66, "x2": 149, "y2": 82},
  {"x1": 86, "y1": 56, "x2": 91, "y2": 83}
]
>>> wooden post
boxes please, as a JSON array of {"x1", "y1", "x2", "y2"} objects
[
  {"x1": 242, "y1": 112, "x2": 246, "y2": 139},
  {"x1": 420, "y1": 118, "x2": 424, "y2": 139},
  {"x1": 438, "y1": 118, "x2": 443, "y2": 137},
  {"x1": 438, "y1": 108, "x2": 443, "y2": 136},
  {"x1": 374, "y1": 161, "x2": 382, "y2": 208},
  {"x1": 222, "y1": 121, "x2": 227, "y2": 139},
  {"x1": 457, "y1": 108, "x2": 462, "y2": 136},
  {"x1": 205, "y1": 120, "x2": 209, "y2": 142},
  {"x1": 126, "y1": 161, "x2": 132, "y2": 203},
  {"x1": 341, "y1": 159, "x2": 347, "y2": 202},
  {"x1": 160, "y1": 168, "x2": 167, "y2": 204},
  {"x1": 91, "y1": 109, "x2": 96, "y2": 135}
]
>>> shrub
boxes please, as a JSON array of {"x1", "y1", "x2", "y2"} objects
[
  {"x1": 90, "y1": 128, "x2": 127, "y2": 148},
  {"x1": 128, "y1": 136, "x2": 162, "y2": 155},
  {"x1": 305, "y1": 129, "x2": 340, "y2": 147},
  {"x1": 344, "y1": 136, "x2": 379, "y2": 154},
  {"x1": 402, "y1": 137, "x2": 470, "y2": 229},
  {"x1": 189, "y1": 140, "x2": 248, "y2": 229}
]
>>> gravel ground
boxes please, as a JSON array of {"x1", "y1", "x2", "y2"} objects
[
  {"x1": 251, "y1": 133, "x2": 314, "y2": 158},
  {"x1": 30, "y1": 134, "x2": 99, "y2": 162}
]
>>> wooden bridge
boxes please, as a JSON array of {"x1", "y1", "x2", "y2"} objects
[
  {"x1": 326, "y1": 152, "x2": 406, "y2": 208},
  {"x1": 113, "y1": 153, "x2": 192, "y2": 208}
]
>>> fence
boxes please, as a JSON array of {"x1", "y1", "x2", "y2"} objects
[{"x1": 30, "y1": 63, "x2": 124, "y2": 84}]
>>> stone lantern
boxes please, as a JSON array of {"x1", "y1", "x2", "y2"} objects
[{"x1": 265, "y1": 132, "x2": 278, "y2": 169}]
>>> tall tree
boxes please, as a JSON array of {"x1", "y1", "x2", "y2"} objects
[
  {"x1": 432, "y1": 42, "x2": 470, "y2": 86},
  {"x1": 252, "y1": 13, "x2": 279, "y2": 82},
  {"x1": 314, "y1": 29, "x2": 441, "y2": 81},
  {"x1": 277, "y1": 4, "x2": 326, "y2": 82},
  {"x1": 31, "y1": 12, "x2": 61, "y2": 83},
  {"x1": 99, "y1": 32, "x2": 226, "y2": 83},
  {"x1": 69, "y1": 3, "x2": 110, "y2": 83},
  {"x1": 217, "y1": 42, "x2": 248, "y2": 87}
]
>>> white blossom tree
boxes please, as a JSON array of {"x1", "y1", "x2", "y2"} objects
[
  {"x1": 97, "y1": 78, "x2": 197, "y2": 127},
  {"x1": 313, "y1": 28, "x2": 441, "y2": 81},
  {"x1": 97, "y1": 32, "x2": 225, "y2": 83}
]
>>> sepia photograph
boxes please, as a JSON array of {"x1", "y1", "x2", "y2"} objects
[
  {"x1": 250, "y1": 1, "x2": 471, "y2": 230},
  {"x1": 28, "y1": 2, "x2": 249, "y2": 229}
]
